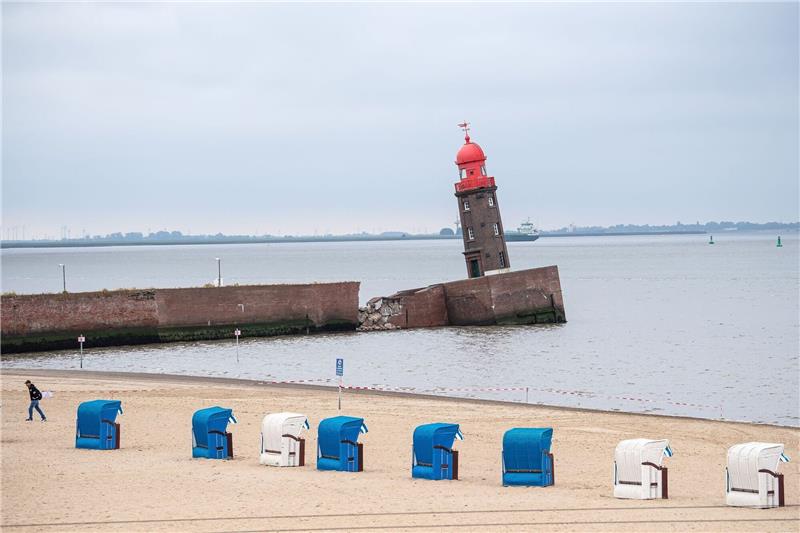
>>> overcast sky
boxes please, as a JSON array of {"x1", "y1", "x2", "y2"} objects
[{"x1": 3, "y1": 1, "x2": 798, "y2": 237}]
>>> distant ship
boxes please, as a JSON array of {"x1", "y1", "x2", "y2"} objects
[{"x1": 506, "y1": 219, "x2": 540, "y2": 242}]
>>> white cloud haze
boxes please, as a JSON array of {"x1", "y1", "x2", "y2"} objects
[{"x1": 2, "y1": 1, "x2": 798, "y2": 237}]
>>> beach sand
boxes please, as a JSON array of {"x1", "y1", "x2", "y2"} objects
[{"x1": 1, "y1": 369, "x2": 798, "y2": 532}]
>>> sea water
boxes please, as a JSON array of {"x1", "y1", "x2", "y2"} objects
[{"x1": 2, "y1": 233, "x2": 798, "y2": 426}]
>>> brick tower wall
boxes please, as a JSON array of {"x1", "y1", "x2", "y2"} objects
[{"x1": 455, "y1": 185, "x2": 511, "y2": 277}]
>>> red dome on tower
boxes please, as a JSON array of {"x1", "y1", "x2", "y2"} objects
[{"x1": 455, "y1": 141, "x2": 486, "y2": 165}]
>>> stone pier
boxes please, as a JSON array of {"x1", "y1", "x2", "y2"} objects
[{"x1": 358, "y1": 265, "x2": 565, "y2": 331}]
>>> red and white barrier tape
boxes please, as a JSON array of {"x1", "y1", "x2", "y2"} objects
[
  {"x1": 344, "y1": 385, "x2": 418, "y2": 393},
  {"x1": 256, "y1": 379, "x2": 721, "y2": 413},
  {"x1": 424, "y1": 386, "x2": 528, "y2": 393},
  {"x1": 431, "y1": 385, "x2": 721, "y2": 412},
  {"x1": 259, "y1": 378, "x2": 335, "y2": 385}
]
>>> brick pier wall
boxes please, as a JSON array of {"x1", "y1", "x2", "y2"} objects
[
  {"x1": 3, "y1": 268, "x2": 564, "y2": 352},
  {"x1": 2, "y1": 282, "x2": 359, "y2": 353},
  {"x1": 151, "y1": 283, "x2": 358, "y2": 329},
  {"x1": 2, "y1": 290, "x2": 160, "y2": 337}
]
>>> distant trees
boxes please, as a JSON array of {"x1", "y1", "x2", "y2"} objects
[
  {"x1": 10, "y1": 220, "x2": 799, "y2": 245},
  {"x1": 149, "y1": 230, "x2": 183, "y2": 240},
  {"x1": 544, "y1": 221, "x2": 799, "y2": 235}
]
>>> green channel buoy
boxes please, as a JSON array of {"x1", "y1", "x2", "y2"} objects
[
  {"x1": 777, "y1": 236, "x2": 783, "y2": 248},
  {"x1": 709, "y1": 235, "x2": 715, "y2": 245}
]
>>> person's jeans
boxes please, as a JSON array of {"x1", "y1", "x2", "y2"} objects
[{"x1": 28, "y1": 400, "x2": 45, "y2": 420}]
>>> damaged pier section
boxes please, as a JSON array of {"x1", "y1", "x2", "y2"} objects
[{"x1": 358, "y1": 265, "x2": 566, "y2": 331}]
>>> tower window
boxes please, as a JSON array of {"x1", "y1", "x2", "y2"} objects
[
  {"x1": 493, "y1": 223, "x2": 500, "y2": 236},
  {"x1": 481, "y1": 165, "x2": 487, "y2": 176},
  {"x1": 488, "y1": 196, "x2": 495, "y2": 207},
  {"x1": 467, "y1": 227, "x2": 475, "y2": 240},
  {"x1": 463, "y1": 200, "x2": 470, "y2": 211},
  {"x1": 469, "y1": 259, "x2": 481, "y2": 278},
  {"x1": 499, "y1": 251, "x2": 506, "y2": 268},
  {"x1": 459, "y1": 168, "x2": 465, "y2": 179}
]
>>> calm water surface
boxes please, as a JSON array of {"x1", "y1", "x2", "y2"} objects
[{"x1": 2, "y1": 233, "x2": 798, "y2": 426}]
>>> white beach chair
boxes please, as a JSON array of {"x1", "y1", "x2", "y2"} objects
[
  {"x1": 613, "y1": 438, "x2": 671, "y2": 499},
  {"x1": 726, "y1": 442, "x2": 787, "y2": 508},
  {"x1": 260, "y1": 412, "x2": 309, "y2": 467}
]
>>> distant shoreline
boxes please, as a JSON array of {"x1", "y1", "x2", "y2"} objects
[{"x1": 0, "y1": 229, "x2": 717, "y2": 249}]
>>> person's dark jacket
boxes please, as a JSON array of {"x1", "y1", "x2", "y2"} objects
[{"x1": 27, "y1": 384, "x2": 42, "y2": 401}]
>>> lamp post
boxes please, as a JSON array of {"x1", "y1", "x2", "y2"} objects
[
  {"x1": 234, "y1": 328, "x2": 241, "y2": 363},
  {"x1": 78, "y1": 335, "x2": 85, "y2": 369},
  {"x1": 216, "y1": 257, "x2": 221, "y2": 287},
  {"x1": 58, "y1": 263, "x2": 66, "y2": 293}
]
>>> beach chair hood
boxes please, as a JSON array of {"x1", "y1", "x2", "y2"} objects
[
  {"x1": 262, "y1": 412, "x2": 308, "y2": 452},
  {"x1": 503, "y1": 428, "x2": 552, "y2": 471},
  {"x1": 615, "y1": 439, "x2": 667, "y2": 481},
  {"x1": 77, "y1": 400, "x2": 122, "y2": 437},
  {"x1": 192, "y1": 407, "x2": 236, "y2": 447},
  {"x1": 413, "y1": 423, "x2": 462, "y2": 466},
  {"x1": 318, "y1": 416, "x2": 366, "y2": 456}
]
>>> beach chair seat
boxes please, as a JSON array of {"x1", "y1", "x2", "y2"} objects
[
  {"x1": 502, "y1": 428, "x2": 554, "y2": 487},
  {"x1": 192, "y1": 406, "x2": 237, "y2": 459},
  {"x1": 260, "y1": 412, "x2": 309, "y2": 467},
  {"x1": 613, "y1": 438, "x2": 671, "y2": 499},
  {"x1": 316, "y1": 416, "x2": 367, "y2": 472},
  {"x1": 726, "y1": 442, "x2": 787, "y2": 508},
  {"x1": 411, "y1": 423, "x2": 463, "y2": 480},
  {"x1": 75, "y1": 400, "x2": 123, "y2": 450},
  {"x1": 503, "y1": 469, "x2": 550, "y2": 486}
]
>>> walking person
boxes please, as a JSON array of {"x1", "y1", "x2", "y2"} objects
[{"x1": 25, "y1": 380, "x2": 46, "y2": 422}]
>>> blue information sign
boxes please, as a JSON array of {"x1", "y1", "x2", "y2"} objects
[{"x1": 336, "y1": 358, "x2": 344, "y2": 376}]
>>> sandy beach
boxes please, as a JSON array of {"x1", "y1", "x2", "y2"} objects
[{"x1": 1, "y1": 369, "x2": 797, "y2": 532}]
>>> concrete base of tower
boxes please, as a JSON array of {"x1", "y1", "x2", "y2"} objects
[{"x1": 357, "y1": 265, "x2": 566, "y2": 330}]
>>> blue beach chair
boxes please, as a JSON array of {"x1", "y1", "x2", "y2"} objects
[
  {"x1": 316, "y1": 416, "x2": 368, "y2": 472},
  {"x1": 502, "y1": 428, "x2": 554, "y2": 486},
  {"x1": 411, "y1": 423, "x2": 463, "y2": 480},
  {"x1": 75, "y1": 400, "x2": 123, "y2": 450},
  {"x1": 191, "y1": 406, "x2": 237, "y2": 459}
]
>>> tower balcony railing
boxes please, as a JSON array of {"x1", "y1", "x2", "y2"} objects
[{"x1": 455, "y1": 176, "x2": 495, "y2": 193}]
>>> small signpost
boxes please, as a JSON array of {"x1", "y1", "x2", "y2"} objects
[
  {"x1": 78, "y1": 335, "x2": 85, "y2": 369},
  {"x1": 336, "y1": 358, "x2": 344, "y2": 410},
  {"x1": 234, "y1": 329, "x2": 241, "y2": 363}
]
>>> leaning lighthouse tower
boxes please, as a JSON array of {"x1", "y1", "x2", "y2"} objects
[{"x1": 454, "y1": 122, "x2": 511, "y2": 278}]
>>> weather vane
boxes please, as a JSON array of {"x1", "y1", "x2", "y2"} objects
[{"x1": 457, "y1": 120, "x2": 471, "y2": 143}]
